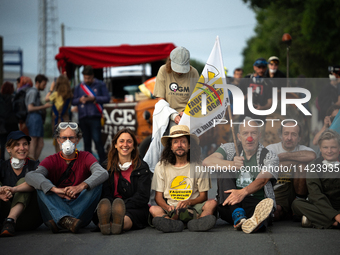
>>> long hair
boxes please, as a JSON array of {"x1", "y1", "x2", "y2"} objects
[
  {"x1": 165, "y1": 58, "x2": 172, "y2": 73},
  {"x1": 55, "y1": 75, "x2": 72, "y2": 100},
  {"x1": 1, "y1": 81, "x2": 14, "y2": 94},
  {"x1": 159, "y1": 135, "x2": 201, "y2": 165},
  {"x1": 107, "y1": 128, "x2": 140, "y2": 174}
]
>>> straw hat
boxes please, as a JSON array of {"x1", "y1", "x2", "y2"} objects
[{"x1": 161, "y1": 125, "x2": 199, "y2": 147}]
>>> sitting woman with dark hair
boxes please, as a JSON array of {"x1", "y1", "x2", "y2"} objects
[
  {"x1": 95, "y1": 128, "x2": 151, "y2": 235},
  {"x1": 0, "y1": 131, "x2": 42, "y2": 237}
]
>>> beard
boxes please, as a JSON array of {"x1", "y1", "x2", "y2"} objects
[{"x1": 173, "y1": 148, "x2": 188, "y2": 158}]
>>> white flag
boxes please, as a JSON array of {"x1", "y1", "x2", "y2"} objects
[{"x1": 179, "y1": 36, "x2": 229, "y2": 137}]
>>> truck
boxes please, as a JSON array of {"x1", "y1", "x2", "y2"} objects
[{"x1": 55, "y1": 43, "x2": 176, "y2": 156}]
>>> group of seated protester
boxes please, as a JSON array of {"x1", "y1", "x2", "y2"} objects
[{"x1": 0, "y1": 120, "x2": 339, "y2": 237}]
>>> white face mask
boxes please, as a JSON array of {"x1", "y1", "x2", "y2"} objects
[
  {"x1": 119, "y1": 161, "x2": 132, "y2": 171},
  {"x1": 61, "y1": 140, "x2": 75, "y2": 155},
  {"x1": 322, "y1": 160, "x2": 339, "y2": 169},
  {"x1": 329, "y1": 74, "x2": 336, "y2": 81},
  {"x1": 269, "y1": 68, "x2": 277, "y2": 73},
  {"x1": 11, "y1": 157, "x2": 25, "y2": 170}
]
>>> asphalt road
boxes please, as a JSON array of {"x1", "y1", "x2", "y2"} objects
[
  {"x1": 1, "y1": 139, "x2": 338, "y2": 255},
  {"x1": 1, "y1": 219, "x2": 338, "y2": 255}
]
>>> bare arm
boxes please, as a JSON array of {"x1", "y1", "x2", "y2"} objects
[
  {"x1": 176, "y1": 191, "x2": 207, "y2": 209},
  {"x1": 155, "y1": 191, "x2": 174, "y2": 212},
  {"x1": 6, "y1": 182, "x2": 35, "y2": 193},
  {"x1": 313, "y1": 116, "x2": 331, "y2": 145},
  {"x1": 278, "y1": 151, "x2": 316, "y2": 164},
  {"x1": 27, "y1": 103, "x2": 52, "y2": 112}
]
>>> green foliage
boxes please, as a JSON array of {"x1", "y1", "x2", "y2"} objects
[
  {"x1": 242, "y1": 0, "x2": 340, "y2": 77},
  {"x1": 190, "y1": 59, "x2": 205, "y2": 74}
]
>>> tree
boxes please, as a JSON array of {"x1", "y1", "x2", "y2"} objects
[{"x1": 242, "y1": 0, "x2": 340, "y2": 78}]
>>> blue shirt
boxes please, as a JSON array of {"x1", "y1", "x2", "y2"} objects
[{"x1": 72, "y1": 78, "x2": 110, "y2": 120}]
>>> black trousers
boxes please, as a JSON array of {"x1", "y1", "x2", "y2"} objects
[{"x1": 218, "y1": 195, "x2": 262, "y2": 225}]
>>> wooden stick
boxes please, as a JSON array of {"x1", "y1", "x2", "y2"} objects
[{"x1": 227, "y1": 104, "x2": 239, "y2": 156}]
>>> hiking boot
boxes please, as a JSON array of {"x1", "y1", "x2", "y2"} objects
[
  {"x1": 187, "y1": 215, "x2": 216, "y2": 232},
  {"x1": 242, "y1": 198, "x2": 273, "y2": 234},
  {"x1": 59, "y1": 217, "x2": 82, "y2": 233},
  {"x1": 152, "y1": 217, "x2": 184, "y2": 233},
  {"x1": 97, "y1": 198, "x2": 112, "y2": 235},
  {"x1": 45, "y1": 219, "x2": 60, "y2": 234},
  {"x1": 301, "y1": 215, "x2": 312, "y2": 228},
  {"x1": 232, "y1": 208, "x2": 247, "y2": 230},
  {"x1": 0, "y1": 218, "x2": 15, "y2": 237},
  {"x1": 111, "y1": 198, "x2": 125, "y2": 235}
]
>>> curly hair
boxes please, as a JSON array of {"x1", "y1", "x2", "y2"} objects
[
  {"x1": 55, "y1": 75, "x2": 73, "y2": 100},
  {"x1": 160, "y1": 135, "x2": 201, "y2": 165},
  {"x1": 106, "y1": 128, "x2": 140, "y2": 174}
]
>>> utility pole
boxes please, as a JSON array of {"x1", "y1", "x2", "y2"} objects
[
  {"x1": 61, "y1": 23, "x2": 65, "y2": 46},
  {"x1": 38, "y1": 0, "x2": 58, "y2": 76}
]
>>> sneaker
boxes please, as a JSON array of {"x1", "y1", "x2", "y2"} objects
[
  {"x1": 111, "y1": 198, "x2": 125, "y2": 235},
  {"x1": 45, "y1": 219, "x2": 59, "y2": 234},
  {"x1": 301, "y1": 215, "x2": 312, "y2": 228},
  {"x1": 234, "y1": 218, "x2": 246, "y2": 230},
  {"x1": 59, "y1": 216, "x2": 82, "y2": 233},
  {"x1": 0, "y1": 218, "x2": 15, "y2": 237},
  {"x1": 187, "y1": 215, "x2": 216, "y2": 232},
  {"x1": 232, "y1": 208, "x2": 246, "y2": 230},
  {"x1": 242, "y1": 198, "x2": 273, "y2": 234},
  {"x1": 97, "y1": 198, "x2": 112, "y2": 235},
  {"x1": 152, "y1": 217, "x2": 184, "y2": 233}
]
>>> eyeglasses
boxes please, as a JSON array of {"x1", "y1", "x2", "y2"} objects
[
  {"x1": 58, "y1": 122, "x2": 78, "y2": 130},
  {"x1": 58, "y1": 136, "x2": 77, "y2": 142}
]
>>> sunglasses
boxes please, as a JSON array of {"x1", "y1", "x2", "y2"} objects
[{"x1": 58, "y1": 122, "x2": 78, "y2": 130}]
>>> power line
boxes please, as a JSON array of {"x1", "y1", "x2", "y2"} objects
[{"x1": 65, "y1": 24, "x2": 255, "y2": 34}]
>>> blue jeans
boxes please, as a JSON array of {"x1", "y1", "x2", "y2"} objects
[
  {"x1": 79, "y1": 116, "x2": 106, "y2": 163},
  {"x1": 37, "y1": 185, "x2": 102, "y2": 228}
]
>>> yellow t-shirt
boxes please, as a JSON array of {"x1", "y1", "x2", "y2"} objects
[
  {"x1": 151, "y1": 162, "x2": 211, "y2": 207},
  {"x1": 49, "y1": 91, "x2": 64, "y2": 111},
  {"x1": 153, "y1": 65, "x2": 199, "y2": 113}
]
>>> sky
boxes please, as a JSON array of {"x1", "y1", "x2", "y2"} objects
[{"x1": 0, "y1": 0, "x2": 256, "y2": 78}]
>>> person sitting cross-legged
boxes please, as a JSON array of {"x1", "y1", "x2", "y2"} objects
[
  {"x1": 25, "y1": 122, "x2": 108, "y2": 233},
  {"x1": 292, "y1": 130, "x2": 340, "y2": 229},
  {"x1": 203, "y1": 117, "x2": 279, "y2": 233},
  {"x1": 149, "y1": 125, "x2": 217, "y2": 233}
]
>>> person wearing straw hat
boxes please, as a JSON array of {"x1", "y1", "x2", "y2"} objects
[
  {"x1": 203, "y1": 117, "x2": 278, "y2": 233},
  {"x1": 149, "y1": 125, "x2": 217, "y2": 232}
]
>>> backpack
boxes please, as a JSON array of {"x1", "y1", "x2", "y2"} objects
[
  {"x1": 12, "y1": 90, "x2": 28, "y2": 122},
  {"x1": 0, "y1": 95, "x2": 7, "y2": 134}
]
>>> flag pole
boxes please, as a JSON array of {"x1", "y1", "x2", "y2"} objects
[
  {"x1": 216, "y1": 36, "x2": 239, "y2": 156},
  {"x1": 227, "y1": 104, "x2": 239, "y2": 156}
]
